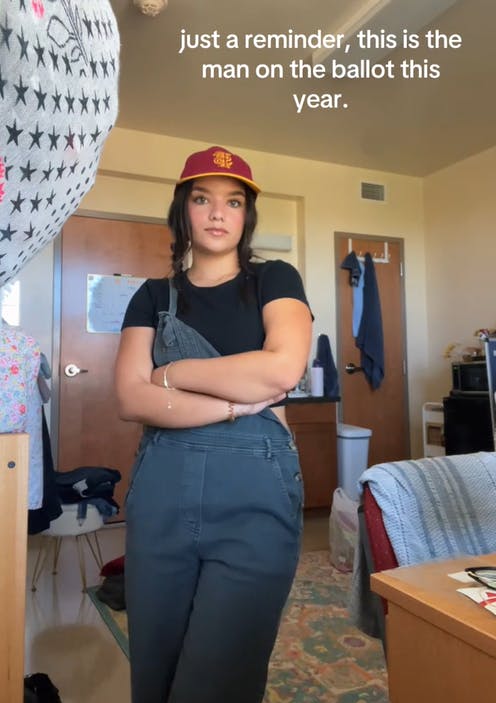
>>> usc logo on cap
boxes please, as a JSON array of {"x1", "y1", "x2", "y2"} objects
[
  {"x1": 212, "y1": 150, "x2": 233, "y2": 170},
  {"x1": 177, "y1": 145, "x2": 260, "y2": 194}
]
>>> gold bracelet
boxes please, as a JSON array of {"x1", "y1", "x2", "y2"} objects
[
  {"x1": 227, "y1": 401, "x2": 236, "y2": 423},
  {"x1": 163, "y1": 362, "x2": 175, "y2": 390}
]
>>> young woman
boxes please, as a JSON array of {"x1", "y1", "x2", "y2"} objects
[{"x1": 115, "y1": 146, "x2": 313, "y2": 703}]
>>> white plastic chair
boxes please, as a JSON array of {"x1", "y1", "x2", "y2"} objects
[{"x1": 31, "y1": 503, "x2": 104, "y2": 592}]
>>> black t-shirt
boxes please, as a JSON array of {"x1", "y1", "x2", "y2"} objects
[{"x1": 122, "y1": 259, "x2": 310, "y2": 356}]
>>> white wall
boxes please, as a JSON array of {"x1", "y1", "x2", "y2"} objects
[{"x1": 424, "y1": 145, "x2": 496, "y2": 403}]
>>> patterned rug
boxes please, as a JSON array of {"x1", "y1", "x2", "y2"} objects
[{"x1": 87, "y1": 550, "x2": 389, "y2": 702}]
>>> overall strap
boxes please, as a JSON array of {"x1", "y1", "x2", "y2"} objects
[{"x1": 168, "y1": 278, "x2": 178, "y2": 316}]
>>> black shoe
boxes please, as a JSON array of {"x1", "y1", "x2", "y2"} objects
[{"x1": 24, "y1": 673, "x2": 62, "y2": 703}]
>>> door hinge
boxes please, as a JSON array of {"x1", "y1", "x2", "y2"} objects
[
  {"x1": 403, "y1": 359, "x2": 407, "y2": 375},
  {"x1": 400, "y1": 261, "x2": 404, "y2": 277}
]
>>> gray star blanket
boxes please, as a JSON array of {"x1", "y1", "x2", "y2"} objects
[{"x1": 0, "y1": 0, "x2": 119, "y2": 286}]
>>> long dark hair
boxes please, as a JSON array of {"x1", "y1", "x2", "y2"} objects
[
  {"x1": 168, "y1": 180, "x2": 257, "y2": 274},
  {"x1": 167, "y1": 179, "x2": 258, "y2": 305}
]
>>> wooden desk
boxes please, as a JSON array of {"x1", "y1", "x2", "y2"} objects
[{"x1": 372, "y1": 554, "x2": 496, "y2": 703}]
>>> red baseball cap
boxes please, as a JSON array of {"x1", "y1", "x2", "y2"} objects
[{"x1": 177, "y1": 146, "x2": 260, "y2": 194}]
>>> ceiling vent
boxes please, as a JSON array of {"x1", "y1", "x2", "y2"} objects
[{"x1": 361, "y1": 182, "x2": 385, "y2": 202}]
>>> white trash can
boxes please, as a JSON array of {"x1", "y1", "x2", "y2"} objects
[{"x1": 337, "y1": 423, "x2": 372, "y2": 501}]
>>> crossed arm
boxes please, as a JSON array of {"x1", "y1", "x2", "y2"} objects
[{"x1": 115, "y1": 297, "x2": 312, "y2": 429}]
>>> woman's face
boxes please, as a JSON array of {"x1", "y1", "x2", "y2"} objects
[{"x1": 187, "y1": 176, "x2": 247, "y2": 256}]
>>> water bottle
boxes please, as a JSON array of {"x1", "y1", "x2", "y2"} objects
[{"x1": 310, "y1": 359, "x2": 324, "y2": 397}]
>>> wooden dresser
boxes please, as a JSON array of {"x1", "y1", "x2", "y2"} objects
[{"x1": 286, "y1": 400, "x2": 337, "y2": 509}]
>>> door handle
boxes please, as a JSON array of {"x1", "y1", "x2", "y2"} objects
[
  {"x1": 64, "y1": 363, "x2": 89, "y2": 378},
  {"x1": 345, "y1": 362, "x2": 364, "y2": 375}
]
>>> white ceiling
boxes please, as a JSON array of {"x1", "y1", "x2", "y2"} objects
[{"x1": 110, "y1": 0, "x2": 496, "y2": 176}]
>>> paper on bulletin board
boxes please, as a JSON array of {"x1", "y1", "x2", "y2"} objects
[{"x1": 86, "y1": 274, "x2": 145, "y2": 333}]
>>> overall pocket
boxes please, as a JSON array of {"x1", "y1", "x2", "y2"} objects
[
  {"x1": 271, "y1": 451, "x2": 304, "y2": 519},
  {"x1": 125, "y1": 440, "x2": 151, "y2": 507}
]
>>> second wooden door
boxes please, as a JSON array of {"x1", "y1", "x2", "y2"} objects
[{"x1": 335, "y1": 233, "x2": 410, "y2": 466}]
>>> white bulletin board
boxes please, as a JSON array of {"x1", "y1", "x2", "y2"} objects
[{"x1": 86, "y1": 274, "x2": 145, "y2": 333}]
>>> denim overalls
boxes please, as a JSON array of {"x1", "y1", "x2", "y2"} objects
[{"x1": 125, "y1": 281, "x2": 304, "y2": 703}]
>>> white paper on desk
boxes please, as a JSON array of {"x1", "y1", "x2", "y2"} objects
[
  {"x1": 457, "y1": 587, "x2": 496, "y2": 615},
  {"x1": 448, "y1": 571, "x2": 475, "y2": 583}
]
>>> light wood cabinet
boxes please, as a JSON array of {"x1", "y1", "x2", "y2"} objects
[
  {"x1": 286, "y1": 401, "x2": 337, "y2": 509},
  {"x1": 0, "y1": 433, "x2": 29, "y2": 703}
]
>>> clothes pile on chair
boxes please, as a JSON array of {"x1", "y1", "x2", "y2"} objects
[
  {"x1": 30, "y1": 467, "x2": 122, "y2": 593},
  {"x1": 55, "y1": 467, "x2": 121, "y2": 522}
]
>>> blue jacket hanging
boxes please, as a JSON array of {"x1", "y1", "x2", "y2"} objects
[
  {"x1": 356, "y1": 253, "x2": 384, "y2": 389},
  {"x1": 340, "y1": 251, "x2": 365, "y2": 337}
]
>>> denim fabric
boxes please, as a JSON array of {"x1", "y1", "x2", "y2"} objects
[{"x1": 125, "y1": 279, "x2": 304, "y2": 703}]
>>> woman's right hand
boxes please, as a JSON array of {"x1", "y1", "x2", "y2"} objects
[{"x1": 233, "y1": 393, "x2": 287, "y2": 418}]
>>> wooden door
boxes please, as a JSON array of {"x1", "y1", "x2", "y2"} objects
[
  {"x1": 335, "y1": 233, "x2": 409, "y2": 466},
  {"x1": 58, "y1": 215, "x2": 172, "y2": 519}
]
